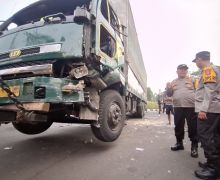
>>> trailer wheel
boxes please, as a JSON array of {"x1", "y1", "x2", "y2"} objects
[
  {"x1": 12, "y1": 121, "x2": 53, "y2": 135},
  {"x1": 91, "y1": 90, "x2": 125, "y2": 142},
  {"x1": 136, "y1": 102, "x2": 145, "y2": 118}
]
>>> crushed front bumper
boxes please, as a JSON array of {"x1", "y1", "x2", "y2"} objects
[{"x1": 0, "y1": 77, "x2": 85, "y2": 106}]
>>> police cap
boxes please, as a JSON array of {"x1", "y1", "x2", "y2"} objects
[
  {"x1": 177, "y1": 64, "x2": 188, "y2": 70},
  {"x1": 192, "y1": 51, "x2": 210, "y2": 62}
]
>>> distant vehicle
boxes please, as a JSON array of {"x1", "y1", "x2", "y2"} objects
[{"x1": 0, "y1": 0, "x2": 147, "y2": 142}]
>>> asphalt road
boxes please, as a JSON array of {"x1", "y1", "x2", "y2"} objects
[{"x1": 0, "y1": 111, "x2": 205, "y2": 180}]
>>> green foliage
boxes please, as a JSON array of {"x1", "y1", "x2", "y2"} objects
[
  {"x1": 147, "y1": 101, "x2": 158, "y2": 110},
  {"x1": 147, "y1": 87, "x2": 154, "y2": 101},
  {"x1": 190, "y1": 70, "x2": 200, "y2": 76}
]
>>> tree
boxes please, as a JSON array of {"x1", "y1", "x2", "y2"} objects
[
  {"x1": 190, "y1": 70, "x2": 200, "y2": 76},
  {"x1": 147, "y1": 87, "x2": 154, "y2": 101}
]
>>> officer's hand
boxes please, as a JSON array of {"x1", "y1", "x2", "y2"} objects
[{"x1": 198, "y1": 112, "x2": 207, "y2": 120}]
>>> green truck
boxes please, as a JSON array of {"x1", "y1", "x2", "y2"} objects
[{"x1": 0, "y1": 0, "x2": 147, "y2": 142}]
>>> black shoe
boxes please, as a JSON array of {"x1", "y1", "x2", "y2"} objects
[
  {"x1": 199, "y1": 161, "x2": 208, "y2": 169},
  {"x1": 191, "y1": 147, "x2": 198, "y2": 158},
  {"x1": 171, "y1": 143, "x2": 184, "y2": 151},
  {"x1": 195, "y1": 167, "x2": 217, "y2": 180}
]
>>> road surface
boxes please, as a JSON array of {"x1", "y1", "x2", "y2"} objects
[{"x1": 0, "y1": 111, "x2": 205, "y2": 180}]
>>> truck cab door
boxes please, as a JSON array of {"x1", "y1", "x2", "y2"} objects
[{"x1": 96, "y1": 0, "x2": 124, "y2": 69}]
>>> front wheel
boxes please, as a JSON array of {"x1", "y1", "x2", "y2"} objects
[{"x1": 91, "y1": 90, "x2": 125, "y2": 142}]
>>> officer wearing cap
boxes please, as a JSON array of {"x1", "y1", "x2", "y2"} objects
[
  {"x1": 193, "y1": 51, "x2": 220, "y2": 179},
  {"x1": 170, "y1": 64, "x2": 198, "y2": 158}
]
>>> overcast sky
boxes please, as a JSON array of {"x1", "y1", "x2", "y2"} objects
[
  {"x1": 130, "y1": 0, "x2": 220, "y2": 93},
  {"x1": 1, "y1": 0, "x2": 220, "y2": 93}
]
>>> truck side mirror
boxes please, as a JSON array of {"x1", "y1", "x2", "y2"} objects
[{"x1": 73, "y1": 6, "x2": 91, "y2": 24}]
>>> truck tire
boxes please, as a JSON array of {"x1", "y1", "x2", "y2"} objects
[
  {"x1": 12, "y1": 121, "x2": 53, "y2": 135},
  {"x1": 136, "y1": 102, "x2": 145, "y2": 118},
  {"x1": 91, "y1": 90, "x2": 125, "y2": 142}
]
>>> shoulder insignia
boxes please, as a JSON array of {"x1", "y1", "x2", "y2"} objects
[{"x1": 202, "y1": 66, "x2": 217, "y2": 83}]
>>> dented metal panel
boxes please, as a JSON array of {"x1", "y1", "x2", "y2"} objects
[
  {"x1": 80, "y1": 88, "x2": 99, "y2": 120},
  {"x1": 0, "y1": 77, "x2": 85, "y2": 104}
]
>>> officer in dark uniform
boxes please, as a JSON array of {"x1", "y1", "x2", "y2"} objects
[
  {"x1": 170, "y1": 64, "x2": 198, "y2": 158},
  {"x1": 157, "y1": 92, "x2": 163, "y2": 114},
  {"x1": 193, "y1": 51, "x2": 220, "y2": 180}
]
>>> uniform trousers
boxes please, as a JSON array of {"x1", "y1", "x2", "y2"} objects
[
  {"x1": 174, "y1": 107, "x2": 198, "y2": 143},
  {"x1": 198, "y1": 113, "x2": 220, "y2": 165}
]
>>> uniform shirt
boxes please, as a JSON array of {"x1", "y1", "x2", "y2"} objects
[
  {"x1": 164, "y1": 95, "x2": 173, "y2": 106},
  {"x1": 195, "y1": 65, "x2": 220, "y2": 113},
  {"x1": 171, "y1": 76, "x2": 195, "y2": 108}
]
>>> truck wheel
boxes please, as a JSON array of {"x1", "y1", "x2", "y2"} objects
[
  {"x1": 136, "y1": 102, "x2": 145, "y2": 118},
  {"x1": 12, "y1": 121, "x2": 53, "y2": 135},
  {"x1": 91, "y1": 90, "x2": 125, "y2": 142}
]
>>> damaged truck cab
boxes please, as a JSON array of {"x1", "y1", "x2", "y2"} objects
[{"x1": 0, "y1": 0, "x2": 147, "y2": 142}]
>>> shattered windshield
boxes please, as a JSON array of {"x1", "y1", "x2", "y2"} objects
[{"x1": 0, "y1": 0, "x2": 91, "y2": 32}]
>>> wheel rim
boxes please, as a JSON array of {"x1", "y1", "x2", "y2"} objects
[{"x1": 108, "y1": 102, "x2": 122, "y2": 131}]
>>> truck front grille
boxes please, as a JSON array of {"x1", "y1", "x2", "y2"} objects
[
  {"x1": 0, "y1": 60, "x2": 56, "y2": 70},
  {"x1": 0, "y1": 47, "x2": 40, "y2": 61},
  {"x1": 0, "y1": 62, "x2": 55, "y2": 80},
  {"x1": 21, "y1": 47, "x2": 40, "y2": 56}
]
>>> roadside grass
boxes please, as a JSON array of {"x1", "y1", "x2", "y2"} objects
[{"x1": 147, "y1": 101, "x2": 158, "y2": 110}]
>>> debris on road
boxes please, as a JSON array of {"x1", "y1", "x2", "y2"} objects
[
  {"x1": 157, "y1": 131, "x2": 166, "y2": 134},
  {"x1": 168, "y1": 170, "x2": 172, "y2": 174},
  {"x1": 4, "y1": 146, "x2": 13, "y2": 150},
  {"x1": 83, "y1": 138, "x2": 94, "y2": 144},
  {"x1": 136, "y1": 147, "x2": 144, "y2": 151}
]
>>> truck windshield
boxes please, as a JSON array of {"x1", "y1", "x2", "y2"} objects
[{"x1": 0, "y1": 0, "x2": 91, "y2": 32}]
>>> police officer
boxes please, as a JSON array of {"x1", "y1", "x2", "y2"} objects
[
  {"x1": 170, "y1": 64, "x2": 198, "y2": 158},
  {"x1": 157, "y1": 92, "x2": 163, "y2": 114},
  {"x1": 193, "y1": 51, "x2": 220, "y2": 179},
  {"x1": 164, "y1": 82, "x2": 174, "y2": 125}
]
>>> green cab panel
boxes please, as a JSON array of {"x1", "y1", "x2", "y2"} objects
[
  {"x1": 0, "y1": 77, "x2": 84, "y2": 105},
  {"x1": 0, "y1": 23, "x2": 84, "y2": 63}
]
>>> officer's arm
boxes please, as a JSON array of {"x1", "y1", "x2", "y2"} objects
[{"x1": 171, "y1": 81, "x2": 175, "y2": 90}]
